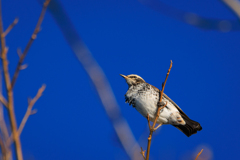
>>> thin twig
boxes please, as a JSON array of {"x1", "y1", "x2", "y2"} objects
[
  {"x1": 140, "y1": 147, "x2": 146, "y2": 160},
  {"x1": 7, "y1": 84, "x2": 46, "y2": 146},
  {"x1": 195, "y1": 149, "x2": 203, "y2": 160},
  {"x1": 18, "y1": 84, "x2": 46, "y2": 135},
  {"x1": 2, "y1": 17, "x2": 18, "y2": 37},
  {"x1": 147, "y1": 114, "x2": 151, "y2": 131},
  {"x1": 0, "y1": 93, "x2": 8, "y2": 108},
  {"x1": 11, "y1": 0, "x2": 51, "y2": 88},
  {"x1": 0, "y1": 136, "x2": 6, "y2": 160},
  {"x1": 0, "y1": 0, "x2": 24, "y2": 159},
  {"x1": 17, "y1": 48, "x2": 22, "y2": 58},
  {"x1": 145, "y1": 60, "x2": 173, "y2": 160},
  {"x1": 0, "y1": 71, "x2": 12, "y2": 160}
]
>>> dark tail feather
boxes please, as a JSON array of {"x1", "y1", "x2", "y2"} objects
[{"x1": 173, "y1": 117, "x2": 202, "y2": 137}]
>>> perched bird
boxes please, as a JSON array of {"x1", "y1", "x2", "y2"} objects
[{"x1": 120, "y1": 74, "x2": 202, "y2": 137}]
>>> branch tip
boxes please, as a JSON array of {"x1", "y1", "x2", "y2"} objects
[
  {"x1": 140, "y1": 147, "x2": 146, "y2": 160},
  {"x1": 195, "y1": 149, "x2": 203, "y2": 160},
  {"x1": 145, "y1": 60, "x2": 173, "y2": 160},
  {"x1": 3, "y1": 17, "x2": 19, "y2": 37},
  {"x1": 20, "y1": 64, "x2": 28, "y2": 70},
  {"x1": 17, "y1": 48, "x2": 22, "y2": 57},
  {"x1": 30, "y1": 109, "x2": 37, "y2": 115}
]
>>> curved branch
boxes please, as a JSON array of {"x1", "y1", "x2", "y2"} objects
[
  {"x1": 46, "y1": 1, "x2": 141, "y2": 159},
  {"x1": 139, "y1": 0, "x2": 240, "y2": 31}
]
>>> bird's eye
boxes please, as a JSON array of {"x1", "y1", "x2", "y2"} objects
[{"x1": 130, "y1": 76, "x2": 137, "y2": 78}]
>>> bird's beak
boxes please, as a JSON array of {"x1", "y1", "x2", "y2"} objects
[{"x1": 120, "y1": 74, "x2": 127, "y2": 79}]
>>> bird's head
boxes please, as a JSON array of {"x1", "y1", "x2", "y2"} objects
[{"x1": 120, "y1": 74, "x2": 145, "y2": 86}]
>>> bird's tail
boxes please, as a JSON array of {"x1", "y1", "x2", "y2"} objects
[{"x1": 173, "y1": 115, "x2": 202, "y2": 137}]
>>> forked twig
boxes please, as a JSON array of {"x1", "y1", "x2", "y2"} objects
[
  {"x1": 140, "y1": 147, "x2": 146, "y2": 160},
  {"x1": 18, "y1": 84, "x2": 46, "y2": 136},
  {"x1": 0, "y1": 0, "x2": 24, "y2": 159},
  {"x1": 11, "y1": 0, "x2": 51, "y2": 88},
  {"x1": 195, "y1": 149, "x2": 203, "y2": 160},
  {"x1": 7, "y1": 84, "x2": 46, "y2": 146},
  {"x1": 0, "y1": 93, "x2": 8, "y2": 108},
  {"x1": 0, "y1": 0, "x2": 50, "y2": 159},
  {"x1": 142, "y1": 60, "x2": 173, "y2": 160}
]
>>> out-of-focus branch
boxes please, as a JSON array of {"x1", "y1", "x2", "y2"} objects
[
  {"x1": 11, "y1": 0, "x2": 51, "y2": 88},
  {"x1": 45, "y1": 0, "x2": 141, "y2": 159},
  {"x1": 195, "y1": 149, "x2": 203, "y2": 160},
  {"x1": 2, "y1": 17, "x2": 18, "y2": 37},
  {"x1": 0, "y1": 136, "x2": 6, "y2": 160},
  {"x1": 222, "y1": 0, "x2": 240, "y2": 19},
  {"x1": 139, "y1": 0, "x2": 240, "y2": 32},
  {"x1": 0, "y1": 71, "x2": 12, "y2": 160},
  {"x1": 140, "y1": 147, "x2": 146, "y2": 160},
  {"x1": 0, "y1": 93, "x2": 8, "y2": 108},
  {"x1": 141, "y1": 61, "x2": 172, "y2": 160}
]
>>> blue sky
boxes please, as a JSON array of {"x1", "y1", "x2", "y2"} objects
[{"x1": 1, "y1": 0, "x2": 240, "y2": 159}]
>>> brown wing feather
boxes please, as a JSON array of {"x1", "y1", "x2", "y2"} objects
[{"x1": 149, "y1": 84, "x2": 202, "y2": 137}]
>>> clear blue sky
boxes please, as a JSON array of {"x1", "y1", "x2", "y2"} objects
[{"x1": 2, "y1": 0, "x2": 240, "y2": 159}]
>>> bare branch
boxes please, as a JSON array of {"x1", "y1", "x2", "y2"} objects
[
  {"x1": 17, "y1": 48, "x2": 22, "y2": 58},
  {"x1": 140, "y1": 147, "x2": 146, "y2": 160},
  {"x1": 47, "y1": 1, "x2": 141, "y2": 159},
  {"x1": 147, "y1": 114, "x2": 151, "y2": 131},
  {"x1": 7, "y1": 85, "x2": 46, "y2": 146},
  {"x1": 0, "y1": 93, "x2": 8, "y2": 108},
  {"x1": 139, "y1": 0, "x2": 240, "y2": 32},
  {"x1": 0, "y1": 0, "x2": 24, "y2": 159},
  {"x1": 2, "y1": 17, "x2": 18, "y2": 37},
  {"x1": 11, "y1": 0, "x2": 51, "y2": 88},
  {"x1": 19, "y1": 64, "x2": 28, "y2": 70},
  {"x1": 145, "y1": 60, "x2": 173, "y2": 160},
  {"x1": 18, "y1": 84, "x2": 45, "y2": 136},
  {"x1": 0, "y1": 136, "x2": 6, "y2": 160},
  {"x1": 195, "y1": 149, "x2": 203, "y2": 160}
]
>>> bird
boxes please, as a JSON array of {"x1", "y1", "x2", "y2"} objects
[{"x1": 120, "y1": 74, "x2": 202, "y2": 137}]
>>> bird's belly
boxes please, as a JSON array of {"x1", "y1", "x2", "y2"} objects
[{"x1": 134, "y1": 97, "x2": 168, "y2": 124}]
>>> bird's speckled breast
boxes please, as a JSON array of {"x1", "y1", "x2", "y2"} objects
[{"x1": 125, "y1": 83, "x2": 180, "y2": 124}]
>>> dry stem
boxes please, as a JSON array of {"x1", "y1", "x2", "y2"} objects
[
  {"x1": 143, "y1": 60, "x2": 173, "y2": 160},
  {"x1": 11, "y1": 0, "x2": 51, "y2": 88},
  {"x1": 140, "y1": 147, "x2": 146, "y2": 160},
  {"x1": 195, "y1": 149, "x2": 203, "y2": 160},
  {"x1": 0, "y1": 0, "x2": 23, "y2": 159},
  {"x1": 0, "y1": 0, "x2": 50, "y2": 159},
  {"x1": 18, "y1": 85, "x2": 46, "y2": 136},
  {"x1": 2, "y1": 17, "x2": 18, "y2": 37},
  {"x1": 0, "y1": 136, "x2": 6, "y2": 160},
  {"x1": 0, "y1": 93, "x2": 8, "y2": 108},
  {"x1": 7, "y1": 84, "x2": 46, "y2": 146}
]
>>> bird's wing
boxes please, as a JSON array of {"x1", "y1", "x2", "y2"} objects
[
  {"x1": 162, "y1": 93, "x2": 191, "y2": 119},
  {"x1": 149, "y1": 84, "x2": 190, "y2": 119}
]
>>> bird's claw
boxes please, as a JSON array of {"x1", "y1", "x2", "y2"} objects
[{"x1": 157, "y1": 101, "x2": 165, "y2": 107}]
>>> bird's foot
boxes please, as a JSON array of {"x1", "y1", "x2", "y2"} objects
[{"x1": 157, "y1": 101, "x2": 165, "y2": 107}]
